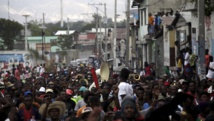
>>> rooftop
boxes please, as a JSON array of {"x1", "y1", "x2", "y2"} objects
[
  {"x1": 27, "y1": 36, "x2": 58, "y2": 43},
  {"x1": 55, "y1": 30, "x2": 76, "y2": 35}
]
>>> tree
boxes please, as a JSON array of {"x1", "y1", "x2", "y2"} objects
[
  {"x1": 191, "y1": 0, "x2": 214, "y2": 16},
  {"x1": 70, "y1": 21, "x2": 88, "y2": 31},
  {"x1": 28, "y1": 20, "x2": 42, "y2": 36},
  {"x1": 81, "y1": 23, "x2": 96, "y2": 32},
  {"x1": 28, "y1": 48, "x2": 42, "y2": 63},
  {"x1": 0, "y1": 18, "x2": 23, "y2": 50},
  {"x1": 57, "y1": 34, "x2": 74, "y2": 50}
]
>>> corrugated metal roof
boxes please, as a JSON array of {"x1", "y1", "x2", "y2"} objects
[
  {"x1": 78, "y1": 34, "x2": 87, "y2": 40},
  {"x1": 27, "y1": 36, "x2": 58, "y2": 43},
  {"x1": 161, "y1": 16, "x2": 175, "y2": 25},
  {"x1": 55, "y1": 30, "x2": 75, "y2": 35}
]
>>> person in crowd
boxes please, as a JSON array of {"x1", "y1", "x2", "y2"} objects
[
  {"x1": 114, "y1": 96, "x2": 144, "y2": 121},
  {"x1": 2, "y1": 51, "x2": 214, "y2": 121},
  {"x1": 63, "y1": 89, "x2": 76, "y2": 117},
  {"x1": 183, "y1": 48, "x2": 191, "y2": 79},
  {"x1": 177, "y1": 52, "x2": 183, "y2": 76},
  {"x1": 205, "y1": 49, "x2": 211, "y2": 74},
  {"x1": 74, "y1": 88, "x2": 88, "y2": 112},
  {"x1": 12, "y1": 64, "x2": 16, "y2": 76},
  {"x1": 15, "y1": 65, "x2": 21, "y2": 81},
  {"x1": 17, "y1": 91, "x2": 41, "y2": 121},
  {"x1": 80, "y1": 107, "x2": 93, "y2": 121},
  {"x1": 144, "y1": 62, "x2": 152, "y2": 77},
  {"x1": 148, "y1": 13, "x2": 154, "y2": 36},
  {"x1": 196, "y1": 102, "x2": 210, "y2": 121},
  {"x1": 136, "y1": 87, "x2": 144, "y2": 111},
  {"x1": 118, "y1": 68, "x2": 133, "y2": 106},
  {"x1": 189, "y1": 51, "x2": 197, "y2": 75},
  {"x1": 154, "y1": 12, "x2": 161, "y2": 33},
  {"x1": 206, "y1": 100, "x2": 214, "y2": 121},
  {"x1": 39, "y1": 101, "x2": 66, "y2": 121},
  {"x1": 142, "y1": 91, "x2": 153, "y2": 110},
  {"x1": 76, "y1": 92, "x2": 95, "y2": 117},
  {"x1": 206, "y1": 56, "x2": 214, "y2": 80}
]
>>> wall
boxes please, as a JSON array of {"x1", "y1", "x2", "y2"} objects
[
  {"x1": 147, "y1": 0, "x2": 183, "y2": 15},
  {"x1": 211, "y1": 12, "x2": 214, "y2": 56},
  {"x1": 155, "y1": 37, "x2": 164, "y2": 77}
]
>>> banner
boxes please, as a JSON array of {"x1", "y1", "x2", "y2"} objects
[{"x1": 90, "y1": 67, "x2": 99, "y2": 89}]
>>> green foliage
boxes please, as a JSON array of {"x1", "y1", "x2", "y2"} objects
[
  {"x1": 28, "y1": 48, "x2": 42, "y2": 62},
  {"x1": 191, "y1": 0, "x2": 214, "y2": 16},
  {"x1": 28, "y1": 20, "x2": 52, "y2": 36},
  {"x1": 57, "y1": 34, "x2": 74, "y2": 50},
  {"x1": 81, "y1": 23, "x2": 96, "y2": 32},
  {"x1": 0, "y1": 18, "x2": 23, "y2": 50}
]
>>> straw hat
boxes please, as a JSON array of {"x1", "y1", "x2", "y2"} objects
[{"x1": 39, "y1": 101, "x2": 66, "y2": 117}]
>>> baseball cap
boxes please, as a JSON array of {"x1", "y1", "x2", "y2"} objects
[
  {"x1": 79, "y1": 86, "x2": 87, "y2": 92},
  {"x1": 66, "y1": 89, "x2": 73, "y2": 95},
  {"x1": 24, "y1": 91, "x2": 33, "y2": 97}
]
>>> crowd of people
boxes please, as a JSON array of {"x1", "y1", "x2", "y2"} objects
[{"x1": 0, "y1": 59, "x2": 214, "y2": 121}]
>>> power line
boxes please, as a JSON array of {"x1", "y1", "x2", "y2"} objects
[{"x1": 145, "y1": 0, "x2": 162, "y2": 7}]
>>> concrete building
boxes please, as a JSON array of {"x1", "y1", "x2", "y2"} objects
[{"x1": 131, "y1": 0, "x2": 187, "y2": 75}]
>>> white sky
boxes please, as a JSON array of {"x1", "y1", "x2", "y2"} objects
[{"x1": 0, "y1": 0, "x2": 128, "y2": 25}]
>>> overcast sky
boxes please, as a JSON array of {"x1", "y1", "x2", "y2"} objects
[{"x1": 0, "y1": 0, "x2": 129, "y2": 25}]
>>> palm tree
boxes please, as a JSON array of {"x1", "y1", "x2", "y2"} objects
[{"x1": 28, "y1": 48, "x2": 43, "y2": 64}]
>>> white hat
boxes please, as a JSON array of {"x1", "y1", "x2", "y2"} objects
[
  {"x1": 179, "y1": 79, "x2": 185, "y2": 85},
  {"x1": 39, "y1": 87, "x2": 46, "y2": 92},
  {"x1": 46, "y1": 89, "x2": 53, "y2": 93},
  {"x1": 178, "y1": 89, "x2": 182, "y2": 92}
]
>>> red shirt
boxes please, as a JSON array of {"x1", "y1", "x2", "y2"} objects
[
  {"x1": 145, "y1": 66, "x2": 152, "y2": 76},
  {"x1": 205, "y1": 55, "x2": 210, "y2": 67},
  {"x1": 23, "y1": 108, "x2": 32, "y2": 121},
  {"x1": 15, "y1": 69, "x2": 20, "y2": 81}
]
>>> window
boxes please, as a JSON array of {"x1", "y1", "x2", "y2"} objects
[
  {"x1": 140, "y1": 9, "x2": 147, "y2": 26},
  {"x1": 144, "y1": 10, "x2": 147, "y2": 25},
  {"x1": 141, "y1": 10, "x2": 143, "y2": 26}
]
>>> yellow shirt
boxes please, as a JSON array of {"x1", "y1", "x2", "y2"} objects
[{"x1": 177, "y1": 59, "x2": 182, "y2": 68}]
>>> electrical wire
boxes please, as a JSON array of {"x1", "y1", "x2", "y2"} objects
[{"x1": 145, "y1": 0, "x2": 162, "y2": 7}]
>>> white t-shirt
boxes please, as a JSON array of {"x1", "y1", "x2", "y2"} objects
[
  {"x1": 140, "y1": 70, "x2": 145, "y2": 76},
  {"x1": 39, "y1": 67, "x2": 45, "y2": 76},
  {"x1": 74, "y1": 99, "x2": 86, "y2": 111},
  {"x1": 206, "y1": 62, "x2": 214, "y2": 79},
  {"x1": 36, "y1": 66, "x2": 40, "y2": 73},
  {"x1": 184, "y1": 52, "x2": 189, "y2": 66},
  {"x1": 118, "y1": 82, "x2": 133, "y2": 106}
]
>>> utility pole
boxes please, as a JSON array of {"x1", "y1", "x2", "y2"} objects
[
  {"x1": 88, "y1": 4, "x2": 99, "y2": 56},
  {"x1": 23, "y1": 14, "x2": 30, "y2": 51},
  {"x1": 113, "y1": 0, "x2": 117, "y2": 68},
  {"x1": 99, "y1": 16, "x2": 102, "y2": 59},
  {"x1": 198, "y1": 0, "x2": 205, "y2": 78},
  {"x1": 8, "y1": 0, "x2": 10, "y2": 20},
  {"x1": 96, "y1": 8, "x2": 99, "y2": 56},
  {"x1": 125, "y1": 0, "x2": 130, "y2": 67},
  {"x1": 88, "y1": 3, "x2": 107, "y2": 61},
  {"x1": 60, "y1": 0, "x2": 64, "y2": 27},
  {"x1": 104, "y1": 3, "x2": 107, "y2": 61},
  {"x1": 67, "y1": 18, "x2": 70, "y2": 35},
  {"x1": 40, "y1": 13, "x2": 46, "y2": 60}
]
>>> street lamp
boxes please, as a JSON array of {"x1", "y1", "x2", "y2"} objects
[{"x1": 22, "y1": 14, "x2": 30, "y2": 50}]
